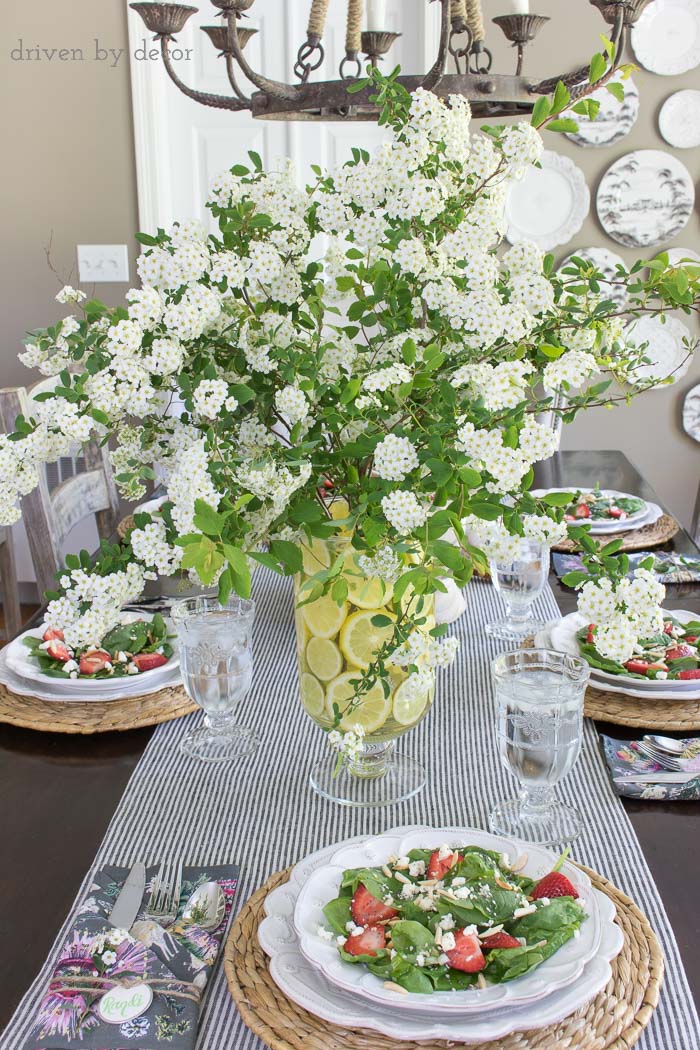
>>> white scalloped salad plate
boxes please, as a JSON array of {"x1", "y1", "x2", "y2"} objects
[{"x1": 292, "y1": 828, "x2": 601, "y2": 1015}]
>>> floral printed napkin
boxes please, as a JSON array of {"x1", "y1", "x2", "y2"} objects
[
  {"x1": 27, "y1": 863, "x2": 238, "y2": 1050},
  {"x1": 602, "y1": 736, "x2": 700, "y2": 800}
]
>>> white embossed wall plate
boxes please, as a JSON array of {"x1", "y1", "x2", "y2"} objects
[
  {"x1": 559, "y1": 247, "x2": 628, "y2": 309},
  {"x1": 683, "y1": 383, "x2": 700, "y2": 443},
  {"x1": 506, "y1": 151, "x2": 590, "y2": 251},
  {"x1": 632, "y1": 0, "x2": 700, "y2": 75},
  {"x1": 597, "y1": 150, "x2": 695, "y2": 248},
  {"x1": 659, "y1": 90, "x2": 700, "y2": 148},
  {"x1": 624, "y1": 314, "x2": 693, "y2": 388},
  {"x1": 565, "y1": 74, "x2": 639, "y2": 148}
]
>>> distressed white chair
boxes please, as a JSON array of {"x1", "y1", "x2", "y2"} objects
[
  {"x1": 0, "y1": 527, "x2": 22, "y2": 639},
  {"x1": 0, "y1": 379, "x2": 121, "y2": 599}
]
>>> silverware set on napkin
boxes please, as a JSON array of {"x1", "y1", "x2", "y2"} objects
[
  {"x1": 613, "y1": 735, "x2": 699, "y2": 785},
  {"x1": 108, "y1": 858, "x2": 225, "y2": 933}
]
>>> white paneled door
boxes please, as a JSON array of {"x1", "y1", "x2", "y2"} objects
[{"x1": 127, "y1": 0, "x2": 439, "y2": 232}]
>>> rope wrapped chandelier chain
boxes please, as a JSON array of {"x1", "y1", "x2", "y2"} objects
[{"x1": 129, "y1": 0, "x2": 653, "y2": 120}]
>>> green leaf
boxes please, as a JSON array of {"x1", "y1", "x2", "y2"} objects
[
  {"x1": 540, "y1": 344, "x2": 566, "y2": 359},
  {"x1": 546, "y1": 118, "x2": 580, "y2": 133},
  {"x1": 551, "y1": 80, "x2": 571, "y2": 115},
  {"x1": 541, "y1": 491, "x2": 575, "y2": 507},
  {"x1": 589, "y1": 52, "x2": 607, "y2": 84},
  {"x1": 249, "y1": 150, "x2": 263, "y2": 171},
  {"x1": 605, "y1": 80, "x2": 625, "y2": 103},
  {"x1": 223, "y1": 544, "x2": 252, "y2": 598},
  {"x1": 530, "y1": 96, "x2": 551, "y2": 127},
  {"x1": 135, "y1": 232, "x2": 159, "y2": 246},
  {"x1": 269, "y1": 539, "x2": 303, "y2": 574},
  {"x1": 193, "y1": 499, "x2": 228, "y2": 537}
]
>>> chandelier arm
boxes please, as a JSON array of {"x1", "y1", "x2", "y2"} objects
[
  {"x1": 225, "y1": 53, "x2": 251, "y2": 102},
  {"x1": 226, "y1": 13, "x2": 300, "y2": 100},
  {"x1": 419, "y1": 0, "x2": 451, "y2": 91},
  {"x1": 568, "y1": 5, "x2": 625, "y2": 100},
  {"x1": 158, "y1": 37, "x2": 249, "y2": 110}
]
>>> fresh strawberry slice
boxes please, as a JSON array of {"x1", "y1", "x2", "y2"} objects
[
  {"x1": 46, "y1": 640, "x2": 71, "y2": 662},
  {"x1": 679, "y1": 668, "x2": 700, "y2": 680},
  {"x1": 427, "y1": 848, "x2": 462, "y2": 880},
  {"x1": 684, "y1": 635, "x2": 699, "y2": 644},
  {"x1": 480, "y1": 932, "x2": 521, "y2": 950},
  {"x1": 344, "y1": 924, "x2": 386, "y2": 957},
  {"x1": 573, "y1": 503, "x2": 591, "y2": 519},
  {"x1": 608, "y1": 506, "x2": 627, "y2": 520},
  {"x1": 350, "y1": 884, "x2": 399, "y2": 926},
  {"x1": 666, "y1": 644, "x2": 696, "y2": 660},
  {"x1": 445, "y1": 929, "x2": 486, "y2": 973},
  {"x1": 531, "y1": 871, "x2": 578, "y2": 900},
  {"x1": 586, "y1": 624, "x2": 596, "y2": 644},
  {"x1": 624, "y1": 659, "x2": 651, "y2": 676},
  {"x1": 42, "y1": 627, "x2": 64, "y2": 641},
  {"x1": 131, "y1": 652, "x2": 169, "y2": 673},
  {"x1": 79, "y1": 649, "x2": 112, "y2": 675},
  {"x1": 663, "y1": 622, "x2": 675, "y2": 636}
]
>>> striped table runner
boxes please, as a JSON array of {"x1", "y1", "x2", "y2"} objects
[{"x1": 3, "y1": 571, "x2": 699, "y2": 1049}]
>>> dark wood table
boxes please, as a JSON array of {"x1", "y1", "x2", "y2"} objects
[{"x1": 0, "y1": 450, "x2": 698, "y2": 1028}]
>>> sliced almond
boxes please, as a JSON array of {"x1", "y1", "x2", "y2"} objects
[
  {"x1": 479, "y1": 924, "x2": 504, "y2": 939},
  {"x1": 495, "y1": 877, "x2": 516, "y2": 891},
  {"x1": 510, "y1": 853, "x2": 528, "y2": 872},
  {"x1": 394, "y1": 871, "x2": 412, "y2": 885},
  {"x1": 476, "y1": 973, "x2": 488, "y2": 989},
  {"x1": 383, "y1": 981, "x2": 409, "y2": 995}
]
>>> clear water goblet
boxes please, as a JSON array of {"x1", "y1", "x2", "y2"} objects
[
  {"x1": 486, "y1": 538, "x2": 549, "y2": 641},
  {"x1": 171, "y1": 594, "x2": 259, "y2": 763},
  {"x1": 490, "y1": 648, "x2": 590, "y2": 846}
]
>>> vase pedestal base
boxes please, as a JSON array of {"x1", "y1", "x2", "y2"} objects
[{"x1": 309, "y1": 747, "x2": 426, "y2": 807}]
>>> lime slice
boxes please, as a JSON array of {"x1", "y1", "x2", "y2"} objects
[
  {"x1": 342, "y1": 553, "x2": 394, "y2": 610},
  {"x1": 300, "y1": 671, "x2": 325, "y2": 718},
  {"x1": 325, "y1": 671, "x2": 392, "y2": 734},
  {"x1": 301, "y1": 537, "x2": 331, "y2": 577},
  {"x1": 306, "y1": 636, "x2": 343, "y2": 682},
  {"x1": 339, "y1": 609, "x2": 396, "y2": 669},
  {"x1": 392, "y1": 677, "x2": 431, "y2": 726},
  {"x1": 301, "y1": 593, "x2": 348, "y2": 640}
]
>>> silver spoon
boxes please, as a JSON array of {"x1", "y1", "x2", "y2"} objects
[
  {"x1": 643, "y1": 734, "x2": 687, "y2": 756},
  {"x1": 181, "y1": 881, "x2": 225, "y2": 931}
]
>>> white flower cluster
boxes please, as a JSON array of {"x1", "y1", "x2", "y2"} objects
[
  {"x1": 130, "y1": 519, "x2": 183, "y2": 577},
  {"x1": 577, "y1": 568, "x2": 666, "y2": 663},
  {"x1": 362, "y1": 363, "x2": 412, "y2": 394},
  {"x1": 381, "y1": 490, "x2": 428, "y2": 535},
  {"x1": 56, "y1": 285, "x2": 86, "y2": 305},
  {"x1": 275, "y1": 384, "x2": 309, "y2": 426},
  {"x1": 357, "y1": 546, "x2": 404, "y2": 583},
  {"x1": 463, "y1": 512, "x2": 565, "y2": 561},
  {"x1": 327, "y1": 725, "x2": 365, "y2": 764},
  {"x1": 44, "y1": 563, "x2": 148, "y2": 650},
  {"x1": 374, "y1": 435, "x2": 419, "y2": 482}
]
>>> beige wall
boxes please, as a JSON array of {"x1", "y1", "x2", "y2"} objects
[
  {"x1": 2, "y1": 0, "x2": 699, "y2": 527},
  {"x1": 0, "y1": 0, "x2": 138, "y2": 389}
]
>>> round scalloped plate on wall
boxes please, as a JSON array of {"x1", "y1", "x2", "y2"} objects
[
  {"x1": 632, "y1": 0, "x2": 700, "y2": 75},
  {"x1": 565, "y1": 74, "x2": 639, "y2": 148},
  {"x1": 596, "y1": 150, "x2": 695, "y2": 249},
  {"x1": 505, "y1": 151, "x2": 590, "y2": 251},
  {"x1": 559, "y1": 247, "x2": 628, "y2": 309},
  {"x1": 659, "y1": 89, "x2": 700, "y2": 148}
]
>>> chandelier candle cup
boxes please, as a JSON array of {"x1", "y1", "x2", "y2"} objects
[
  {"x1": 486, "y1": 538, "x2": 549, "y2": 641},
  {"x1": 295, "y1": 535, "x2": 437, "y2": 807},
  {"x1": 171, "y1": 595, "x2": 258, "y2": 763},
  {"x1": 490, "y1": 649, "x2": 589, "y2": 845}
]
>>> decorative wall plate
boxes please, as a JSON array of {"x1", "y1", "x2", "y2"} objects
[
  {"x1": 559, "y1": 247, "x2": 628, "y2": 308},
  {"x1": 666, "y1": 247, "x2": 700, "y2": 267},
  {"x1": 565, "y1": 74, "x2": 639, "y2": 148},
  {"x1": 624, "y1": 315, "x2": 693, "y2": 388},
  {"x1": 505, "y1": 151, "x2": 590, "y2": 251},
  {"x1": 683, "y1": 383, "x2": 700, "y2": 442},
  {"x1": 596, "y1": 150, "x2": 694, "y2": 248},
  {"x1": 632, "y1": 0, "x2": 700, "y2": 75},
  {"x1": 659, "y1": 89, "x2": 700, "y2": 148}
]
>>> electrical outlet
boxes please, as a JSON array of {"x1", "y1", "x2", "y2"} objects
[{"x1": 77, "y1": 244, "x2": 130, "y2": 283}]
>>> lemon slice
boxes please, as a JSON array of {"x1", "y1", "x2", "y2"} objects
[
  {"x1": 342, "y1": 553, "x2": 394, "y2": 610},
  {"x1": 328, "y1": 497, "x2": 350, "y2": 521},
  {"x1": 339, "y1": 609, "x2": 396, "y2": 669},
  {"x1": 300, "y1": 672, "x2": 325, "y2": 718},
  {"x1": 301, "y1": 537, "x2": 331, "y2": 577},
  {"x1": 301, "y1": 593, "x2": 348, "y2": 640},
  {"x1": 392, "y1": 677, "x2": 431, "y2": 726},
  {"x1": 325, "y1": 671, "x2": 392, "y2": 734},
  {"x1": 306, "y1": 636, "x2": 343, "y2": 682}
]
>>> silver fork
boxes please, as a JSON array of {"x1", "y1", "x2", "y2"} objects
[
  {"x1": 145, "y1": 858, "x2": 183, "y2": 926},
  {"x1": 635, "y1": 741, "x2": 684, "y2": 771}
]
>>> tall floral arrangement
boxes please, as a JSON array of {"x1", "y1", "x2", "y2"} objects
[{"x1": 2, "y1": 61, "x2": 699, "y2": 744}]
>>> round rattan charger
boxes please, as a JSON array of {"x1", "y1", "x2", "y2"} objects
[
  {"x1": 225, "y1": 865, "x2": 663, "y2": 1050},
  {"x1": 0, "y1": 680, "x2": 196, "y2": 733},
  {"x1": 552, "y1": 514, "x2": 678, "y2": 553}
]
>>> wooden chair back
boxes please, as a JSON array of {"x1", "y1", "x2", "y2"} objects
[
  {"x1": 0, "y1": 526, "x2": 22, "y2": 640},
  {"x1": 0, "y1": 379, "x2": 121, "y2": 598}
]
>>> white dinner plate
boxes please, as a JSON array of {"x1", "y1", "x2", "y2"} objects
[
  {"x1": 683, "y1": 382, "x2": 700, "y2": 444},
  {"x1": 559, "y1": 248, "x2": 628, "y2": 309},
  {"x1": 259, "y1": 828, "x2": 624, "y2": 1043},
  {"x1": 596, "y1": 150, "x2": 694, "y2": 249},
  {"x1": 564, "y1": 74, "x2": 639, "y2": 149},
  {"x1": 546, "y1": 611, "x2": 700, "y2": 699},
  {"x1": 4, "y1": 614, "x2": 178, "y2": 695},
  {"x1": 294, "y1": 828, "x2": 601, "y2": 1016},
  {"x1": 624, "y1": 315, "x2": 693, "y2": 389},
  {"x1": 505, "y1": 151, "x2": 590, "y2": 251},
  {"x1": 632, "y1": 0, "x2": 700, "y2": 75},
  {"x1": 659, "y1": 89, "x2": 700, "y2": 149},
  {"x1": 530, "y1": 488, "x2": 651, "y2": 534}
]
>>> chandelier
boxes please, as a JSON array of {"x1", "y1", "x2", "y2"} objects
[{"x1": 129, "y1": 0, "x2": 652, "y2": 120}]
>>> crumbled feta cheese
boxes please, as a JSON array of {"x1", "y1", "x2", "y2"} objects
[
  {"x1": 440, "y1": 931, "x2": 456, "y2": 951},
  {"x1": 438, "y1": 844, "x2": 453, "y2": 860},
  {"x1": 394, "y1": 855, "x2": 410, "y2": 870},
  {"x1": 408, "y1": 860, "x2": 426, "y2": 878},
  {"x1": 539, "y1": 897, "x2": 551, "y2": 906},
  {"x1": 317, "y1": 926, "x2": 333, "y2": 942},
  {"x1": 390, "y1": 948, "x2": 397, "y2": 959},
  {"x1": 451, "y1": 876, "x2": 466, "y2": 887},
  {"x1": 655, "y1": 671, "x2": 668, "y2": 680},
  {"x1": 416, "y1": 953, "x2": 425, "y2": 967},
  {"x1": 513, "y1": 904, "x2": 537, "y2": 919},
  {"x1": 69, "y1": 671, "x2": 78, "y2": 679},
  {"x1": 116, "y1": 651, "x2": 128, "y2": 663},
  {"x1": 416, "y1": 895, "x2": 436, "y2": 912},
  {"x1": 336, "y1": 935, "x2": 347, "y2": 947},
  {"x1": 437, "y1": 913, "x2": 455, "y2": 931},
  {"x1": 127, "y1": 663, "x2": 140, "y2": 674},
  {"x1": 454, "y1": 886, "x2": 472, "y2": 899},
  {"x1": 478, "y1": 883, "x2": 493, "y2": 899},
  {"x1": 438, "y1": 952, "x2": 450, "y2": 965},
  {"x1": 346, "y1": 921, "x2": 364, "y2": 936},
  {"x1": 462, "y1": 924, "x2": 477, "y2": 937},
  {"x1": 400, "y1": 882, "x2": 419, "y2": 900},
  {"x1": 383, "y1": 894, "x2": 394, "y2": 906},
  {"x1": 63, "y1": 659, "x2": 78, "y2": 673}
]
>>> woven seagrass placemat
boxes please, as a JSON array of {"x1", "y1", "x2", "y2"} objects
[
  {"x1": 584, "y1": 684, "x2": 700, "y2": 732},
  {"x1": 0, "y1": 680, "x2": 196, "y2": 733},
  {"x1": 117, "y1": 514, "x2": 134, "y2": 541},
  {"x1": 224, "y1": 865, "x2": 663, "y2": 1050},
  {"x1": 552, "y1": 514, "x2": 679, "y2": 553}
]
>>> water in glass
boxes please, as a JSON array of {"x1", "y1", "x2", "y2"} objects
[{"x1": 486, "y1": 539, "x2": 548, "y2": 641}]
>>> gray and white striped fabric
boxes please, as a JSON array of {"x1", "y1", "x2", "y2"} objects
[{"x1": 3, "y1": 571, "x2": 699, "y2": 1049}]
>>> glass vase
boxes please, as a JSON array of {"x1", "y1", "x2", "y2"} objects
[{"x1": 294, "y1": 535, "x2": 435, "y2": 806}]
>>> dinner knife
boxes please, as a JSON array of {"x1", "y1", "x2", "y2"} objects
[
  {"x1": 108, "y1": 862, "x2": 146, "y2": 929},
  {"x1": 613, "y1": 772, "x2": 698, "y2": 785}
]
